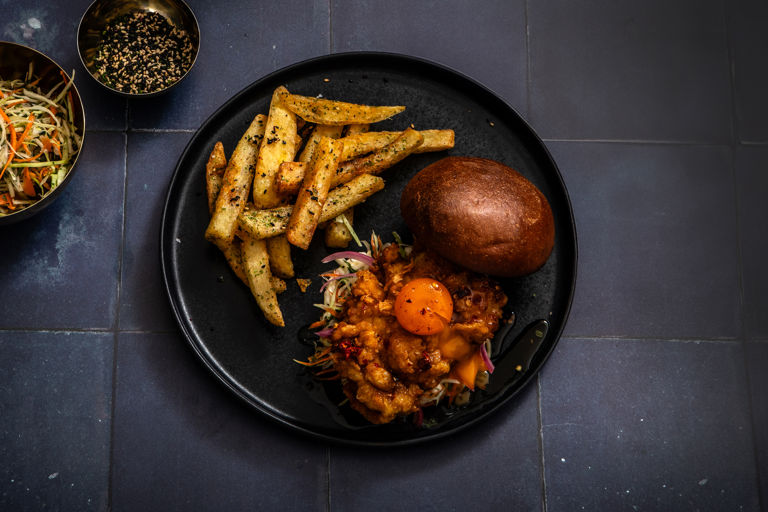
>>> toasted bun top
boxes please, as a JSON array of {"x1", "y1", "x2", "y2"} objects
[{"x1": 400, "y1": 156, "x2": 555, "y2": 277}]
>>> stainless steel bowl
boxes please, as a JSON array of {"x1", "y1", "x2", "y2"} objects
[
  {"x1": 77, "y1": 0, "x2": 200, "y2": 97},
  {"x1": 0, "y1": 41, "x2": 86, "y2": 225}
]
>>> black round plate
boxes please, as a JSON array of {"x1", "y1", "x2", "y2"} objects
[{"x1": 160, "y1": 52, "x2": 577, "y2": 446}]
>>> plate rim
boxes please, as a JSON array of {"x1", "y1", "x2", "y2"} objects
[{"x1": 160, "y1": 50, "x2": 578, "y2": 446}]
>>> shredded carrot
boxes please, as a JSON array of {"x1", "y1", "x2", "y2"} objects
[
  {"x1": 22, "y1": 169, "x2": 36, "y2": 196},
  {"x1": 40, "y1": 136, "x2": 53, "y2": 153},
  {"x1": 0, "y1": 107, "x2": 16, "y2": 147},
  {"x1": 0, "y1": 193, "x2": 15, "y2": 209},
  {"x1": 15, "y1": 149, "x2": 45, "y2": 163},
  {"x1": 16, "y1": 113, "x2": 35, "y2": 147}
]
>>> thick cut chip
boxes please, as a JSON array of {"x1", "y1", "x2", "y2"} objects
[
  {"x1": 324, "y1": 208, "x2": 355, "y2": 248},
  {"x1": 241, "y1": 233, "x2": 284, "y2": 327},
  {"x1": 275, "y1": 161, "x2": 305, "y2": 195},
  {"x1": 277, "y1": 128, "x2": 448, "y2": 194},
  {"x1": 237, "y1": 174, "x2": 385, "y2": 240},
  {"x1": 286, "y1": 137, "x2": 344, "y2": 250},
  {"x1": 340, "y1": 129, "x2": 454, "y2": 161},
  {"x1": 205, "y1": 114, "x2": 267, "y2": 248},
  {"x1": 298, "y1": 124, "x2": 344, "y2": 162},
  {"x1": 331, "y1": 128, "x2": 423, "y2": 187},
  {"x1": 266, "y1": 235, "x2": 295, "y2": 279},
  {"x1": 205, "y1": 141, "x2": 227, "y2": 214},
  {"x1": 283, "y1": 93, "x2": 405, "y2": 126},
  {"x1": 343, "y1": 123, "x2": 370, "y2": 136},
  {"x1": 251, "y1": 86, "x2": 298, "y2": 209}
]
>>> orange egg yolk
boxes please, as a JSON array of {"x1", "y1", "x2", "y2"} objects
[{"x1": 394, "y1": 278, "x2": 453, "y2": 335}]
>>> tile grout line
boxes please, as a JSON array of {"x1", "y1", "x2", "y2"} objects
[
  {"x1": 524, "y1": 0, "x2": 532, "y2": 120},
  {"x1": 106, "y1": 129, "x2": 130, "y2": 510},
  {"x1": 542, "y1": 138, "x2": 734, "y2": 146},
  {"x1": 722, "y1": 0, "x2": 764, "y2": 505},
  {"x1": 78, "y1": 130, "x2": 768, "y2": 145},
  {"x1": 536, "y1": 373, "x2": 548, "y2": 512},
  {"x1": 562, "y1": 335, "x2": 744, "y2": 344},
  {"x1": 328, "y1": 0, "x2": 333, "y2": 54},
  {"x1": 722, "y1": 0, "x2": 740, "y2": 146}
]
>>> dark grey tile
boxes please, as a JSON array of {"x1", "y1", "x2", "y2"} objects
[
  {"x1": 529, "y1": 0, "x2": 732, "y2": 142},
  {"x1": 0, "y1": 331, "x2": 113, "y2": 511},
  {"x1": 1, "y1": 0, "x2": 127, "y2": 130},
  {"x1": 331, "y1": 0, "x2": 528, "y2": 115},
  {"x1": 0, "y1": 132, "x2": 125, "y2": 330},
  {"x1": 119, "y1": 132, "x2": 190, "y2": 331},
  {"x1": 735, "y1": 146, "x2": 768, "y2": 340},
  {"x1": 745, "y1": 341, "x2": 768, "y2": 504},
  {"x1": 330, "y1": 383, "x2": 543, "y2": 511},
  {"x1": 549, "y1": 141, "x2": 740, "y2": 339},
  {"x1": 540, "y1": 337, "x2": 759, "y2": 511},
  {"x1": 728, "y1": 0, "x2": 768, "y2": 143},
  {"x1": 111, "y1": 332, "x2": 327, "y2": 512},
  {"x1": 127, "y1": 0, "x2": 330, "y2": 130}
]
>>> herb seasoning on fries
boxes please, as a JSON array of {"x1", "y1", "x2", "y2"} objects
[{"x1": 203, "y1": 86, "x2": 454, "y2": 326}]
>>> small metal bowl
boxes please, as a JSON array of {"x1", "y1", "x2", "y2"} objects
[
  {"x1": 0, "y1": 41, "x2": 86, "y2": 226},
  {"x1": 77, "y1": 0, "x2": 200, "y2": 97}
]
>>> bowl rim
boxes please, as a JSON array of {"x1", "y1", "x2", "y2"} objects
[
  {"x1": 0, "y1": 40, "x2": 87, "y2": 225},
  {"x1": 76, "y1": 0, "x2": 201, "y2": 98}
]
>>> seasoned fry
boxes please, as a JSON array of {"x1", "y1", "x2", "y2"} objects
[
  {"x1": 271, "y1": 276, "x2": 287, "y2": 294},
  {"x1": 203, "y1": 86, "x2": 455, "y2": 329},
  {"x1": 325, "y1": 208, "x2": 355, "y2": 248},
  {"x1": 283, "y1": 93, "x2": 405, "y2": 126},
  {"x1": 241, "y1": 233, "x2": 284, "y2": 327},
  {"x1": 286, "y1": 137, "x2": 344, "y2": 249},
  {"x1": 275, "y1": 161, "x2": 305, "y2": 195},
  {"x1": 322, "y1": 174, "x2": 385, "y2": 220},
  {"x1": 298, "y1": 124, "x2": 344, "y2": 162},
  {"x1": 205, "y1": 141, "x2": 227, "y2": 214},
  {"x1": 344, "y1": 123, "x2": 370, "y2": 136},
  {"x1": 205, "y1": 114, "x2": 267, "y2": 248},
  {"x1": 340, "y1": 129, "x2": 454, "y2": 161},
  {"x1": 203, "y1": 142, "x2": 247, "y2": 285},
  {"x1": 251, "y1": 86, "x2": 299, "y2": 209},
  {"x1": 238, "y1": 174, "x2": 385, "y2": 240},
  {"x1": 332, "y1": 127, "x2": 423, "y2": 186},
  {"x1": 238, "y1": 203, "x2": 293, "y2": 240},
  {"x1": 413, "y1": 129, "x2": 455, "y2": 154},
  {"x1": 266, "y1": 235, "x2": 295, "y2": 279},
  {"x1": 277, "y1": 128, "x2": 449, "y2": 194}
]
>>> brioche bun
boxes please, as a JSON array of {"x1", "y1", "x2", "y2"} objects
[{"x1": 400, "y1": 156, "x2": 554, "y2": 277}]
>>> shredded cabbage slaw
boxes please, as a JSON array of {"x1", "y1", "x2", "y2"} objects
[{"x1": 0, "y1": 63, "x2": 81, "y2": 216}]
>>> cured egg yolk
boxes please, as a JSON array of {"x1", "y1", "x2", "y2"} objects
[{"x1": 394, "y1": 278, "x2": 453, "y2": 335}]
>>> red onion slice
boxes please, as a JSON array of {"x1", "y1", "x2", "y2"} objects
[
  {"x1": 479, "y1": 342, "x2": 495, "y2": 373},
  {"x1": 321, "y1": 251, "x2": 375, "y2": 266},
  {"x1": 314, "y1": 327, "x2": 334, "y2": 338}
]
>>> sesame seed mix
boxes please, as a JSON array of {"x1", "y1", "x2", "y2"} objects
[{"x1": 94, "y1": 10, "x2": 194, "y2": 94}]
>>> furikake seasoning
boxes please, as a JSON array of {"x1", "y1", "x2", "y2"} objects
[{"x1": 94, "y1": 10, "x2": 194, "y2": 94}]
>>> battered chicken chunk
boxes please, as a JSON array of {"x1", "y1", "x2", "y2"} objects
[{"x1": 328, "y1": 243, "x2": 507, "y2": 424}]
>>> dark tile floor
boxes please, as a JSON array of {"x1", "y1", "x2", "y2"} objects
[{"x1": 1, "y1": 1, "x2": 766, "y2": 511}]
